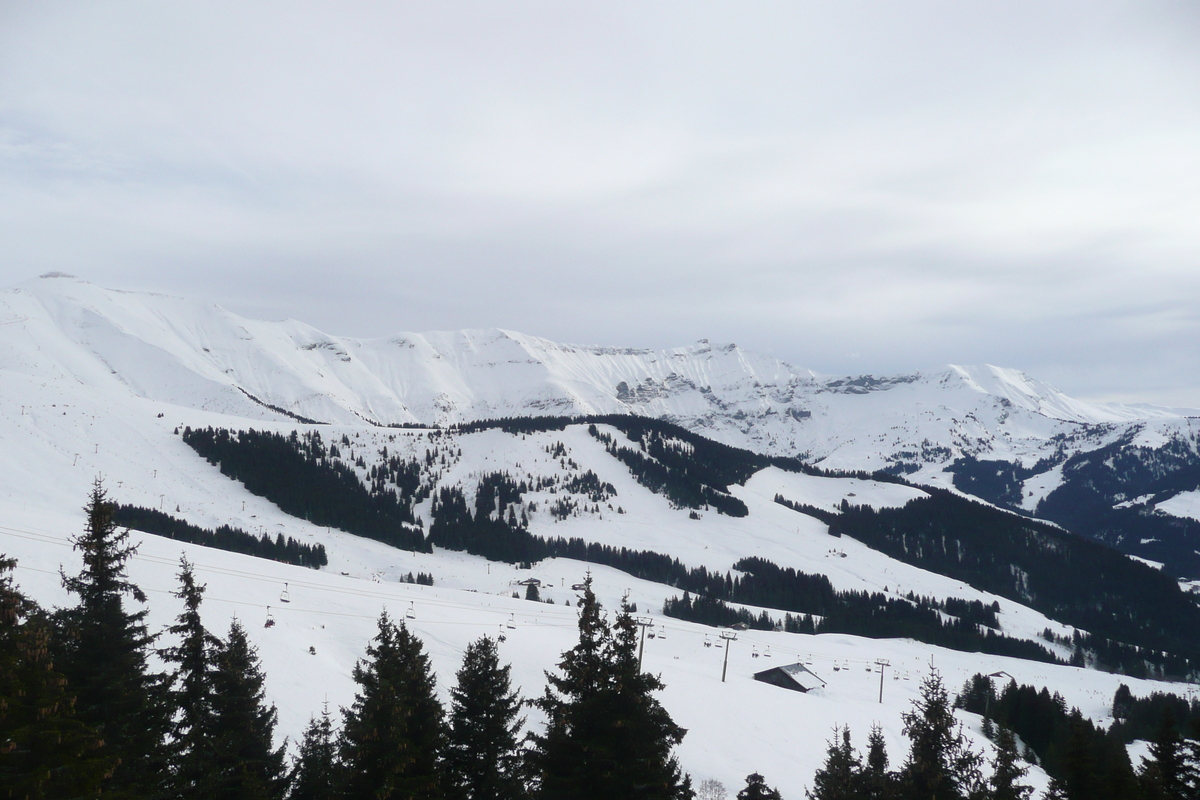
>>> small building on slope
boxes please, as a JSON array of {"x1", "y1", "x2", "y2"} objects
[{"x1": 753, "y1": 662, "x2": 826, "y2": 693}]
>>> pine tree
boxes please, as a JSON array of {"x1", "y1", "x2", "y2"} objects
[
  {"x1": 445, "y1": 635, "x2": 526, "y2": 800},
  {"x1": 289, "y1": 704, "x2": 337, "y2": 800},
  {"x1": 338, "y1": 611, "x2": 445, "y2": 800},
  {"x1": 807, "y1": 725, "x2": 859, "y2": 800},
  {"x1": 53, "y1": 480, "x2": 171, "y2": 798},
  {"x1": 737, "y1": 773, "x2": 782, "y2": 800},
  {"x1": 528, "y1": 581, "x2": 691, "y2": 800},
  {"x1": 1040, "y1": 778, "x2": 1067, "y2": 800},
  {"x1": 161, "y1": 556, "x2": 220, "y2": 799},
  {"x1": 0, "y1": 554, "x2": 113, "y2": 798},
  {"x1": 861, "y1": 724, "x2": 895, "y2": 800},
  {"x1": 1059, "y1": 712, "x2": 1095, "y2": 800},
  {"x1": 1138, "y1": 707, "x2": 1188, "y2": 800},
  {"x1": 898, "y1": 669, "x2": 983, "y2": 800},
  {"x1": 988, "y1": 727, "x2": 1032, "y2": 800},
  {"x1": 207, "y1": 619, "x2": 288, "y2": 800}
]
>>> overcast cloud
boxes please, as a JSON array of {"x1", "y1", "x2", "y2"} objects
[{"x1": 2, "y1": 1, "x2": 1198, "y2": 405}]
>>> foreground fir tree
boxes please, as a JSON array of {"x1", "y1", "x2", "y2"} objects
[
  {"x1": 289, "y1": 704, "x2": 337, "y2": 800},
  {"x1": 161, "y1": 556, "x2": 220, "y2": 799},
  {"x1": 445, "y1": 635, "x2": 527, "y2": 800},
  {"x1": 53, "y1": 481, "x2": 171, "y2": 798},
  {"x1": 737, "y1": 773, "x2": 782, "y2": 800},
  {"x1": 208, "y1": 619, "x2": 288, "y2": 800},
  {"x1": 988, "y1": 726, "x2": 1032, "y2": 800},
  {"x1": 807, "y1": 726, "x2": 859, "y2": 800},
  {"x1": 339, "y1": 610, "x2": 445, "y2": 800},
  {"x1": 860, "y1": 724, "x2": 895, "y2": 800},
  {"x1": 529, "y1": 581, "x2": 692, "y2": 800},
  {"x1": 1137, "y1": 708, "x2": 1189, "y2": 800},
  {"x1": 898, "y1": 670, "x2": 983, "y2": 800},
  {"x1": 0, "y1": 555, "x2": 112, "y2": 798}
]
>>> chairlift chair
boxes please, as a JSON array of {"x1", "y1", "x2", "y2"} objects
[
  {"x1": 406, "y1": 601, "x2": 416, "y2": 620},
  {"x1": 764, "y1": 646, "x2": 772, "y2": 658},
  {"x1": 751, "y1": 646, "x2": 759, "y2": 658},
  {"x1": 264, "y1": 606, "x2": 275, "y2": 628},
  {"x1": 703, "y1": 634, "x2": 712, "y2": 648},
  {"x1": 657, "y1": 626, "x2": 667, "y2": 640},
  {"x1": 506, "y1": 614, "x2": 516, "y2": 630},
  {"x1": 497, "y1": 624, "x2": 507, "y2": 643},
  {"x1": 280, "y1": 582, "x2": 291, "y2": 603},
  {"x1": 647, "y1": 629, "x2": 656, "y2": 640}
]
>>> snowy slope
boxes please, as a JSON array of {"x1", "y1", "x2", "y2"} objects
[{"x1": 2, "y1": 274, "x2": 1195, "y2": 794}]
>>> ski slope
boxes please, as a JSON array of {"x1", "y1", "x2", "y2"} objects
[{"x1": 2, "y1": 273, "x2": 1196, "y2": 794}]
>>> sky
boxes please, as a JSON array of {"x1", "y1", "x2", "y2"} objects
[{"x1": 2, "y1": 1, "x2": 1199, "y2": 407}]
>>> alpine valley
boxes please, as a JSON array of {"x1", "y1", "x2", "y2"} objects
[{"x1": 3, "y1": 273, "x2": 1200, "y2": 797}]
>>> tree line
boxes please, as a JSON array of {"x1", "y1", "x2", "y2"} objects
[
  {"x1": 113, "y1": 504, "x2": 328, "y2": 569},
  {"x1": 789, "y1": 489, "x2": 1200, "y2": 678},
  {"x1": 181, "y1": 427, "x2": 428, "y2": 553}
]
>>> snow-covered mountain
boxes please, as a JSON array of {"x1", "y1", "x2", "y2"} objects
[
  {"x1": 6, "y1": 273, "x2": 1200, "y2": 574},
  {"x1": 3, "y1": 274, "x2": 1199, "y2": 795},
  {"x1": 1, "y1": 274, "x2": 1189, "y2": 456}
]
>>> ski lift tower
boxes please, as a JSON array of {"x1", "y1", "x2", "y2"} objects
[
  {"x1": 720, "y1": 629, "x2": 738, "y2": 683},
  {"x1": 635, "y1": 617, "x2": 654, "y2": 670}
]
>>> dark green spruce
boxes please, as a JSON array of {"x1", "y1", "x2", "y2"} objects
[
  {"x1": 52, "y1": 480, "x2": 172, "y2": 799},
  {"x1": 444, "y1": 635, "x2": 527, "y2": 800},
  {"x1": 338, "y1": 611, "x2": 445, "y2": 800}
]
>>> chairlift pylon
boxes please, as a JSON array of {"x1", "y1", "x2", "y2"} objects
[{"x1": 280, "y1": 582, "x2": 291, "y2": 603}]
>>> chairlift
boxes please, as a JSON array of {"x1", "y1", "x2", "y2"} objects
[
  {"x1": 657, "y1": 626, "x2": 667, "y2": 640},
  {"x1": 406, "y1": 601, "x2": 416, "y2": 620},
  {"x1": 763, "y1": 646, "x2": 772, "y2": 658},
  {"x1": 751, "y1": 646, "x2": 760, "y2": 659},
  {"x1": 280, "y1": 582, "x2": 291, "y2": 603},
  {"x1": 865, "y1": 664, "x2": 872, "y2": 673},
  {"x1": 497, "y1": 624, "x2": 507, "y2": 643},
  {"x1": 506, "y1": 614, "x2": 516, "y2": 630},
  {"x1": 264, "y1": 606, "x2": 275, "y2": 628},
  {"x1": 833, "y1": 663, "x2": 841, "y2": 672},
  {"x1": 647, "y1": 628, "x2": 656, "y2": 640},
  {"x1": 703, "y1": 634, "x2": 713, "y2": 648}
]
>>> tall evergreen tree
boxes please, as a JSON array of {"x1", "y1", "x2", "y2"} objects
[
  {"x1": 1138, "y1": 707, "x2": 1189, "y2": 800},
  {"x1": 737, "y1": 773, "x2": 782, "y2": 800},
  {"x1": 289, "y1": 704, "x2": 337, "y2": 800},
  {"x1": 1059, "y1": 712, "x2": 1095, "y2": 800},
  {"x1": 988, "y1": 727, "x2": 1032, "y2": 800},
  {"x1": 53, "y1": 481, "x2": 171, "y2": 798},
  {"x1": 898, "y1": 670, "x2": 983, "y2": 800},
  {"x1": 339, "y1": 611, "x2": 445, "y2": 800},
  {"x1": 807, "y1": 725, "x2": 860, "y2": 800},
  {"x1": 208, "y1": 619, "x2": 288, "y2": 800},
  {"x1": 161, "y1": 556, "x2": 220, "y2": 800},
  {"x1": 861, "y1": 724, "x2": 895, "y2": 800},
  {"x1": 445, "y1": 635, "x2": 527, "y2": 800},
  {"x1": 0, "y1": 555, "x2": 112, "y2": 799},
  {"x1": 528, "y1": 581, "x2": 692, "y2": 800}
]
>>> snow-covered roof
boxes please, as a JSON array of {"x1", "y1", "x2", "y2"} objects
[{"x1": 754, "y1": 662, "x2": 826, "y2": 693}]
